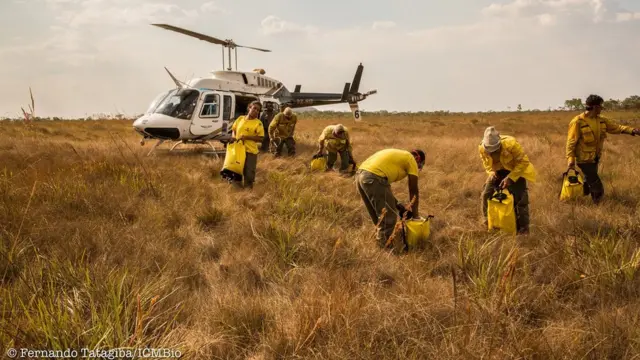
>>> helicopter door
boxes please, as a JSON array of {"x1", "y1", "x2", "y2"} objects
[{"x1": 190, "y1": 91, "x2": 223, "y2": 136}]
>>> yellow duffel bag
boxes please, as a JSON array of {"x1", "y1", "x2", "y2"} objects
[
  {"x1": 487, "y1": 189, "x2": 516, "y2": 234},
  {"x1": 559, "y1": 169, "x2": 584, "y2": 201},
  {"x1": 402, "y1": 215, "x2": 434, "y2": 250},
  {"x1": 310, "y1": 154, "x2": 327, "y2": 171},
  {"x1": 220, "y1": 141, "x2": 246, "y2": 182}
]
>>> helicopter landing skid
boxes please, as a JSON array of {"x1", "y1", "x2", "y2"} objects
[
  {"x1": 146, "y1": 139, "x2": 166, "y2": 156},
  {"x1": 169, "y1": 140, "x2": 226, "y2": 159}
]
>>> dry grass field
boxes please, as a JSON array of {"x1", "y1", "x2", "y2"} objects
[{"x1": 2, "y1": 110, "x2": 640, "y2": 359}]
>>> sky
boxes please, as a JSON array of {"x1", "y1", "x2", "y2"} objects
[{"x1": 1, "y1": 0, "x2": 639, "y2": 118}]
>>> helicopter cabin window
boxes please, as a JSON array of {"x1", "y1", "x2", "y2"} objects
[{"x1": 200, "y1": 94, "x2": 220, "y2": 118}]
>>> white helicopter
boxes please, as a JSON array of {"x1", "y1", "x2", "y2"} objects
[{"x1": 132, "y1": 23, "x2": 377, "y2": 155}]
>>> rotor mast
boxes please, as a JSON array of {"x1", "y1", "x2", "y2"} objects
[{"x1": 151, "y1": 23, "x2": 271, "y2": 72}]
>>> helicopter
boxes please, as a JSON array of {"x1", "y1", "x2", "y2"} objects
[{"x1": 133, "y1": 23, "x2": 377, "y2": 156}]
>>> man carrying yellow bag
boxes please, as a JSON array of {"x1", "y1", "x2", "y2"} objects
[
  {"x1": 479, "y1": 126, "x2": 536, "y2": 235},
  {"x1": 565, "y1": 94, "x2": 640, "y2": 204},
  {"x1": 356, "y1": 148, "x2": 425, "y2": 248}
]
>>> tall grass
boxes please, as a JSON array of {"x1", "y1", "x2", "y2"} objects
[{"x1": 1, "y1": 111, "x2": 640, "y2": 358}]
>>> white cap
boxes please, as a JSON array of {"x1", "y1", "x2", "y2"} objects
[{"x1": 482, "y1": 126, "x2": 501, "y2": 153}]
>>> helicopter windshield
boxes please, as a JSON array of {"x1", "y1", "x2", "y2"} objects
[
  {"x1": 153, "y1": 89, "x2": 200, "y2": 120},
  {"x1": 145, "y1": 90, "x2": 173, "y2": 114}
]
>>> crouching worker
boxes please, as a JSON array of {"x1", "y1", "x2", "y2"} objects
[
  {"x1": 268, "y1": 107, "x2": 297, "y2": 156},
  {"x1": 229, "y1": 101, "x2": 264, "y2": 189},
  {"x1": 566, "y1": 94, "x2": 640, "y2": 204},
  {"x1": 479, "y1": 126, "x2": 536, "y2": 234},
  {"x1": 356, "y1": 148, "x2": 425, "y2": 248},
  {"x1": 316, "y1": 124, "x2": 356, "y2": 173}
]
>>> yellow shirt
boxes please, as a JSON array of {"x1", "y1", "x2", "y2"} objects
[
  {"x1": 565, "y1": 112, "x2": 633, "y2": 164},
  {"x1": 231, "y1": 116, "x2": 264, "y2": 154},
  {"x1": 490, "y1": 151, "x2": 503, "y2": 171},
  {"x1": 319, "y1": 125, "x2": 352, "y2": 152},
  {"x1": 268, "y1": 112, "x2": 298, "y2": 138},
  {"x1": 358, "y1": 149, "x2": 419, "y2": 183}
]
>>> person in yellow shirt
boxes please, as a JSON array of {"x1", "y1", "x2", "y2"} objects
[
  {"x1": 316, "y1": 124, "x2": 356, "y2": 173},
  {"x1": 355, "y1": 148, "x2": 425, "y2": 248},
  {"x1": 479, "y1": 126, "x2": 536, "y2": 234},
  {"x1": 229, "y1": 100, "x2": 265, "y2": 189},
  {"x1": 268, "y1": 107, "x2": 297, "y2": 157},
  {"x1": 566, "y1": 94, "x2": 639, "y2": 203}
]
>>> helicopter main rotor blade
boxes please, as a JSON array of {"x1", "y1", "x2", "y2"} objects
[
  {"x1": 235, "y1": 44, "x2": 271, "y2": 52},
  {"x1": 151, "y1": 23, "x2": 229, "y2": 46},
  {"x1": 151, "y1": 23, "x2": 271, "y2": 52}
]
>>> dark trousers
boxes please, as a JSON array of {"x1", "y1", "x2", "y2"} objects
[
  {"x1": 577, "y1": 160, "x2": 603, "y2": 203},
  {"x1": 272, "y1": 137, "x2": 296, "y2": 156},
  {"x1": 481, "y1": 169, "x2": 529, "y2": 233},
  {"x1": 355, "y1": 170, "x2": 398, "y2": 248},
  {"x1": 327, "y1": 150, "x2": 350, "y2": 171},
  {"x1": 233, "y1": 153, "x2": 257, "y2": 189},
  {"x1": 261, "y1": 130, "x2": 270, "y2": 152}
]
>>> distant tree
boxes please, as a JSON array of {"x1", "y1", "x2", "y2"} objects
[
  {"x1": 564, "y1": 98, "x2": 584, "y2": 111},
  {"x1": 621, "y1": 95, "x2": 640, "y2": 110},
  {"x1": 603, "y1": 98, "x2": 621, "y2": 111},
  {"x1": 517, "y1": 104, "x2": 522, "y2": 112}
]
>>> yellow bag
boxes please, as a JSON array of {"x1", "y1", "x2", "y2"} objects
[
  {"x1": 487, "y1": 189, "x2": 517, "y2": 234},
  {"x1": 310, "y1": 155, "x2": 327, "y2": 171},
  {"x1": 559, "y1": 169, "x2": 584, "y2": 201},
  {"x1": 220, "y1": 141, "x2": 246, "y2": 181},
  {"x1": 402, "y1": 216, "x2": 434, "y2": 250}
]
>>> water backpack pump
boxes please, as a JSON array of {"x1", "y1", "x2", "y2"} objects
[
  {"x1": 220, "y1": 141, "x2": 246, "y2": 182},
  {"x1": 310, "y1": 153, "x2": 327, "y2": 171},
  {"x1": 559, "y1": 169, "x2": 584, "y2": 201},
  {"x1": 401, "y1": 215, "x2": 434, "y2": 251},
  {"x1": 487, "y1": 189, "x2": 517, "y2": 234}
]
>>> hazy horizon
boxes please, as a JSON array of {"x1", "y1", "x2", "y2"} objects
[{"x1": 1, "y1": 0, "x2": 639, "y2": 118}]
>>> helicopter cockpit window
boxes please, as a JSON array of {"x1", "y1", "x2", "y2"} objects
[
  {"x1": 146, "y1": 89, "x2": 172, "y2": 114},
  {"x1": 154, "y1": 89, "x2": 200, "y2": 120},
  {"x1": 200, "y1": 94, "x2": 220, "y2": 118}
]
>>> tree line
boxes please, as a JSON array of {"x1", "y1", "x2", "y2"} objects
[{"x1": 563, "y1": 95, "x2": 640, "y2": 111}]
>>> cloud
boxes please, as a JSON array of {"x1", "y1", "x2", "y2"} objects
[
  {"x1": 372, "y1": 21, "x2": 396, "y2": 30},
  {"x1": 480, "y1": 0, "x2": 613, "y2": 23},
  {"x1": 260, "y1": 15, "x2": 318, "y2": 35},
  {"x1": 616, "y1": 12, "x2": 640, "y2": 22},
  {"x1": 54, "y1": 2, "x2": 199, "y2": 28},
  {"x1": 251, "y1": 0, "x2": 640, "y2": 112},
  {"x1": 3, "y1": 0, "x2": 640, "y2": 117},
  {"x1": 200, "y1": 1, "x2": 222, "y2": 13}
]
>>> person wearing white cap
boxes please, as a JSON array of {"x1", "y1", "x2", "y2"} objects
[
  {"x1": 478, "y1": 126, "x2": 536, "y2": 234},
  {"x1": 268, "y1": 106, "x2": 297, "y2": 157},
  {"x1": 316, "y1": 124, "x2": 356, "y2": 173}
]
